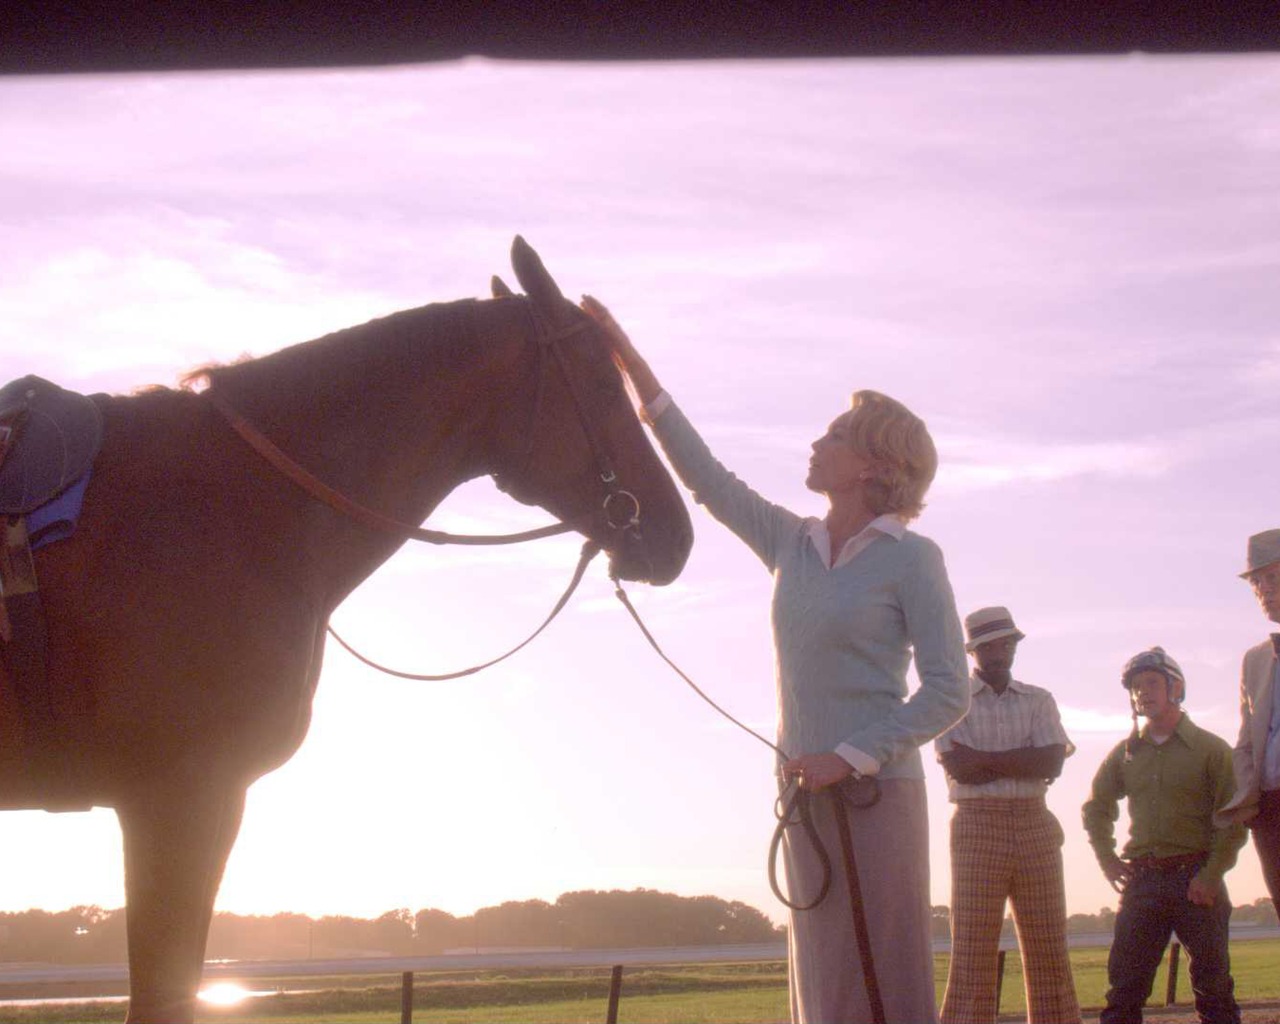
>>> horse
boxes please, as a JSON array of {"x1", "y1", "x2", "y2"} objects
[{"x1": 0, "y1": 237, "x2": 693, "y2": 1022}]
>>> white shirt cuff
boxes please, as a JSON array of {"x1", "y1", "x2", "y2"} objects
[
  {"x1": 640, "y1": 390, "x2": 672, "y2": 425},
  {"x1": 835, "y1": 743, "x2": 880, "y2": 777}
]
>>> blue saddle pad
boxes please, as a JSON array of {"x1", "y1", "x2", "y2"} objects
[{"x1": 26, "y1": 471, "x2": 92, "y2": 552}]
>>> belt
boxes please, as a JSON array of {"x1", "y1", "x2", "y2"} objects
[
  {"x1": 954, "y1": 797, "x2": 1047, "y2": 814},
  {"x1": 1127, "y1": 852, "x2": 1208, "y2": 873}
]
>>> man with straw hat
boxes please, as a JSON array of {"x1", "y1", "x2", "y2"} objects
[
  {"x1": 1083, "y1": 646, "x2": 1245, "y2": 1024},
  {"x1": 1217, "y1": 528, "x2": 1280, "y2": 914},
  {"x1": 935, "y1": 606, "x2": 1079, "y2": 1024}
]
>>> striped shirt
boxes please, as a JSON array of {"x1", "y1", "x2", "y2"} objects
[{"x1": 935, "y1": 674, "x2": 1073, "y2": 801}]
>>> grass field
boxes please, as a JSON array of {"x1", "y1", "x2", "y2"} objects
[{"x1": 2, "y1": 940, "x2": 1280, "y2": 1023}]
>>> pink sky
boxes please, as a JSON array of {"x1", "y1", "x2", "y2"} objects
[{"x1": 0, "y1": 55, "x2": 1277, "y2": 925}]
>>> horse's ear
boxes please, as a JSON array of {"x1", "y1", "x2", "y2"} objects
[
  {"x1": 511, "y1": 235, "x2": 569, "y2": 316},
  {"x1": 491, "y1": 275, "x2": 516, "y2": 299}
]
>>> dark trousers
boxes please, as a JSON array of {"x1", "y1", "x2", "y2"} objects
[
  {"x1": 1100, "y1": 865, "x2": 1239, "y2": 1024},
  {"x1": 1251, "y1": 790, "x2": 1280, "y2": 916}
]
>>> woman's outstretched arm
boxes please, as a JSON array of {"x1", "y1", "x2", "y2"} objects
[{"x1": 581, "y1": 294, "x2": 799, "y2": 572}]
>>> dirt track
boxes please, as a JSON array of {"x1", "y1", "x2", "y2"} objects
[
  {"x1": 998, "y1": 1001, "x2": 1280, "y2": 1022},
  {"x1": 1137, "y1": 1005, "x2": 1280, "y2": 1024}
]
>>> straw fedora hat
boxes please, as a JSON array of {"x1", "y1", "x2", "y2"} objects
[{"x1": 963, "y1": 606, "x2": 1025, "y2": 653}]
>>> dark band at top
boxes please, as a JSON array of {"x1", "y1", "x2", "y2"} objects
[{"x1": 968, "y1": 618, "x2": 1017, "y2": 640}]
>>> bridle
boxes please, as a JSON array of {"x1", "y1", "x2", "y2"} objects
[
  {"x1": 490, "y1": 301, "x2": 643, "y2": 540},
  {"x1": 208, "y1": 296, "x2": 646, "y2": 679}
]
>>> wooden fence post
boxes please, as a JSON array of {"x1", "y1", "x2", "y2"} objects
[
  {"x1": 995, "y1": 949, "x2": 1006, "y2": 1013},
  {"x1": 605, "y1": 964, "x2": 624, "y2": 1024},
  {"x1": 1164, "y1": 942, "x2": 1181, "y2": 1005},
  {"x1": 401, "y1": 969, "x2": 413, "y2": 1024}
]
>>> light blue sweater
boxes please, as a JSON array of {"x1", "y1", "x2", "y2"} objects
[{"x1": 653, "y1": 401, "x2": 970, "y2": 780}]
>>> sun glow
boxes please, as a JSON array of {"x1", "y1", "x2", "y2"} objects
[{"x1": 198, "y1": 982, "x2": 260, "y2": 1007}]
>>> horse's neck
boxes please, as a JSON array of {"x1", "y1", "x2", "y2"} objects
[{"x1": 212, "y1": 298, "x2": 530, "y2": 556}]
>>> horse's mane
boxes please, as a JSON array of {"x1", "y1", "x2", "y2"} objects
[
  {"x1": 178, "y1": 353, "x2": 255, "y2": 393},
  {"x1": 177, "y1": 299, "x2": 494, "y2": 402}
]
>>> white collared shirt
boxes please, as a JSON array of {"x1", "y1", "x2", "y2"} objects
[{"x1": 806, "y1": 514, "x2": 906, "y2": 570}]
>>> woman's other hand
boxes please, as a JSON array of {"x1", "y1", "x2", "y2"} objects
[
  {"x1": 581, "y1": 295, "x2": 663, "y2": 405},
  {"x1": 783, "y1": 752, "x2": 855, "y2": 792}
]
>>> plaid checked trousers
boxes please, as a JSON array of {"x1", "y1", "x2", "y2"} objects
[{"x1": 940, "y1": 798, "x2": 1081, "y2": 1024}]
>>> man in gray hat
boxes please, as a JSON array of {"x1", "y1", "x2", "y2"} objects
[
  {"x1": 1217, "y1": 528, "x2": 1280, "y2": 913},
  {"x1": 1084, "y1": 647, "x2": 1245, "y2": 1024},
  {"x1": 935, "y1": 606, "x2": 1079, "y2": 1024}
]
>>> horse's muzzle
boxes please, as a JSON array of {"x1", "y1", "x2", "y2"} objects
[{"x1": 606, "y1": 519, "x2": 690, "y2": 586}]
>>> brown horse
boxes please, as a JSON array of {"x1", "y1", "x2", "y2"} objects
[{"x1": 0, "y1": 238, "x2": 692, "y2": 1022}]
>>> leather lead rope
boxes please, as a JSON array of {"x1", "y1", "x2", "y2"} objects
[
  {"x1": 612, "y1": 575, "x2": 885, "y2": 1022},
  {"x1": 610, "y1": 579, "x2": 785, "y2": 761},
  {"x1": 611, "y1": 577, "x2": 837, "y2": 910},
  {"x1": 767, "y1": 783, "x2": 832, "y2": 911},
  {"x1": 325, "y1": 541, "x2": 600, "y2": 681},
  {"x1": 832, "y1": 789, "x2": 887, "y2": 1024}
]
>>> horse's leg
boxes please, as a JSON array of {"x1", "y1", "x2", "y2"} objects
[{"x1": 115, "y1": 779, "x2": 247, "y2": 1024}]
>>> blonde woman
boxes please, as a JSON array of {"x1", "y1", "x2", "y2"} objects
[{"x1": 583, "y1": 297, "x2": 970, "y2": 1024}]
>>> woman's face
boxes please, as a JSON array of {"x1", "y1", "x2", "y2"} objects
[{"x1": 806, "y1": 413, "x2": 875, "y2": 497}]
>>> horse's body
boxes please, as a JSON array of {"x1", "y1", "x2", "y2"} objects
[{"x1": 0, "y1": 241, "x2": 692, "y2": 1022}]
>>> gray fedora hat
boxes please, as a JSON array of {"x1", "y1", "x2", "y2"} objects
[{"x1": 1240, "y1": 529, "x2": 1280, "y2": 579}]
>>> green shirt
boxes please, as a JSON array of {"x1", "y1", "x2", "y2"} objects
[{"x1": 1082, "y1": 713, "x2": 1246, "y2": 885}]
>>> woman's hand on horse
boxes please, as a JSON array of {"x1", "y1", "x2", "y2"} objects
[
  {"x1": 581, "y1": 295, "x2": 664, "y2": 406},
  {"x1": 783, "y1": 752, "x2": 855, "y2": 791},
  {"x1": 580, "y1": 295, "x2": 633, "y2": 358}
]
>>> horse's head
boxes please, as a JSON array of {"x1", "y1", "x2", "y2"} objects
[{"x1": 488, "y1": 237, "x2": 692, "y2": 586}]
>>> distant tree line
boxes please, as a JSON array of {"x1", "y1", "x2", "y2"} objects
[
  {"x1": 928, "y1": 898, "x2": 1278, "y2": 941},
  {"x1": 5, "y1": 894, "x2": 1274, "y2": 965},
  {"x1": 0, "y1": 888, "x2": 783, "y2": 964}
]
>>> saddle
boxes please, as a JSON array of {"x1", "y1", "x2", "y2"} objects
[
  {"x1": 0, "y1": 374, "x2": 103, "y2": 514},
  {"x1": 0, "y1": 376, "x2": 101, "y2": 806}
]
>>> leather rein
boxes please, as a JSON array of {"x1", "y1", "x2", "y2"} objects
[{"x1": 207, "y1": 299, "x2": 643, "y2": 681}]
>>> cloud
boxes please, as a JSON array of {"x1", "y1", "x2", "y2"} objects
[
  {"x1": 1059, "y1": 705, "x2": 1135, "y2": 734},
  {"x1": 1241, "y1": 340, "x2": 1280, "y2": 390},
  {"x1": 935, "y1": 434, "x2": 1175, "y2": 491},
  {"x1": 0, "y1": 213, "x2": 392, "y2": 387}
]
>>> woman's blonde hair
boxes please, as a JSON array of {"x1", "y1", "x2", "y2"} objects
[{"x1": 840, "y1": 390, "x2": 938, "y2": 520}]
